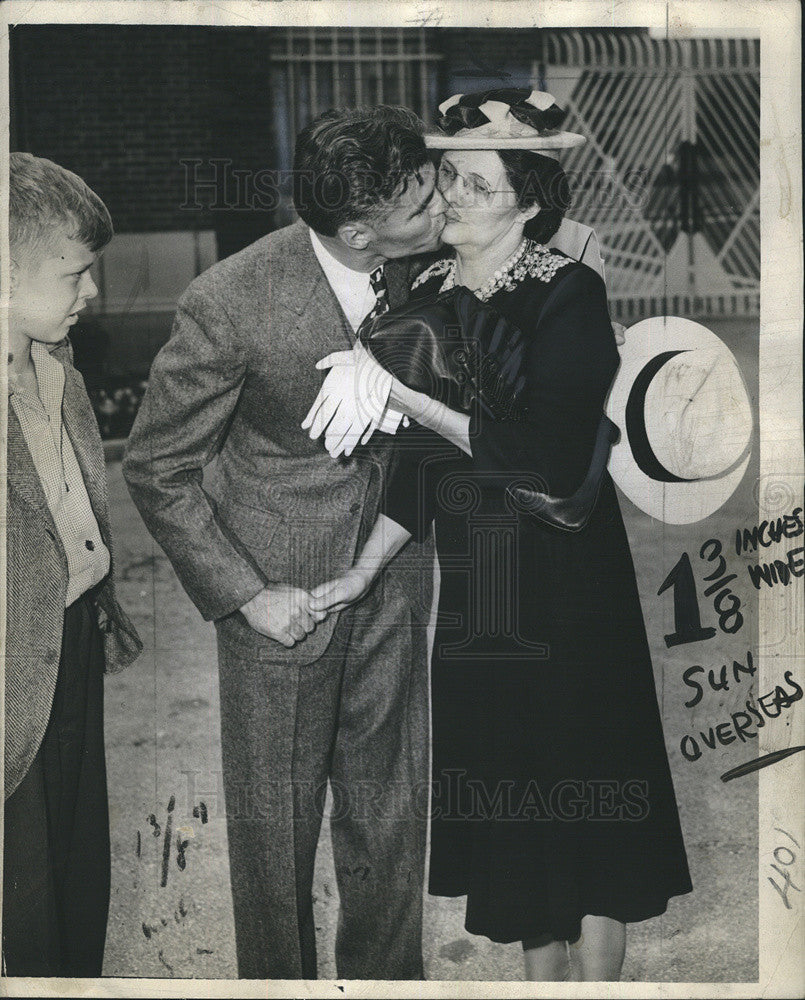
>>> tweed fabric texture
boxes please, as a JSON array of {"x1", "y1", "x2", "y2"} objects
[
  {"x1": 124, "y1": 220, "x2": 418, "y2": 665},
  {"x1": 5, "y1": 339, "x2": 142, "y2": 799},
  {"x1": 9, "y1": 341, "x2": 110, "y2": 604}
]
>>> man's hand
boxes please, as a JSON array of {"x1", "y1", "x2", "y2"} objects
[
  {"x1": 239, "y1": 585, "x2": 326, "y2": 647},
  {"x1": 613, "y1": 321, "x2": 626, "y2": 346},
  {"x1": 309, "y1": 568, "x2": 374, "y2": 615}
]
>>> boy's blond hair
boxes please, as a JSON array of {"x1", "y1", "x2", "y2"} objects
[{"x1": 10, "y1": 152, "x2": 113, "y2": 262}]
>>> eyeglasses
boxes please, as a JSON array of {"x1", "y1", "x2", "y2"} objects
[{"x1": 437, "y1": 161, "x2": 515, "y2": 202}]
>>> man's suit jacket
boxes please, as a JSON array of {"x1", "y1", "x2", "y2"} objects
[
  {"x1": 5, "y1": 340, "x2": 143, "y2": 799},
  {"x1": 123, "y1": 221, "x2": 416, "y2": 666}
]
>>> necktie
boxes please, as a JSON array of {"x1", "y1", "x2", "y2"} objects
[{"x1": 365, "y1": 266, "x2": 390, "y2": 324}]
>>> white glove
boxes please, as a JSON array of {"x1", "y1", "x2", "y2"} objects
[
  {"x1": 301, "y1": 344, "x2": 393, "y2": 457},
  {"x1": 377, "y1": 403, "x2": 408, "y2": 435},
  {"x1": 301, "y1": 355, "x2": 374, "y2": 457}
]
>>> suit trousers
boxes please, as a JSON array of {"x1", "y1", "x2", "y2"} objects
[
  {"x1": 2, "y1": 591, "x2": 109, "y2": 977},
  {"x1": 215, "y1": 567, "x2": 430, "y2": 980}
]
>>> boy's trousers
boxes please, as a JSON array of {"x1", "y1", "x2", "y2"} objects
[{"x1": 3, "y1": 589, "x2": 110, "y2": 976}]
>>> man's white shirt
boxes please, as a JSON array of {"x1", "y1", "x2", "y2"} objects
[{"x1": 309, "y1": 228, "x2": 377, "y2": 335}]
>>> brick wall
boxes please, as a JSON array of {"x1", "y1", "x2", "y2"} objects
[{"x1": 11, "y1": 25, "x2": 278, "y2": 256}]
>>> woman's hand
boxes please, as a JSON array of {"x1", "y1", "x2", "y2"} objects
[
  {"x1": 308, "y1": 567, "x2": 375, "y2": 615},
  {"x1": 386, "y1": 376, "x2": 431, "y2": 420},
  {"x1": 310, "y1": 515, "x2": 412, "y2": 617},
  {"x1": 387, "y1": 373, "x2": 472, "y2": 455}
]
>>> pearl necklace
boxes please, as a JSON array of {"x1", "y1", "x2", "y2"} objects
[{"x1": 440, "y1": 237, "x2": 529, "y2": 301}]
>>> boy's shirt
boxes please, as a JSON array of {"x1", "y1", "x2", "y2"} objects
[{"x1": 8, "y1": 340, "x2": 110, "y2": 604}]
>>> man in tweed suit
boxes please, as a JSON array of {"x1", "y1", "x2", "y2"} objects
[
  {"x1": 3, "y1": 153, "x2": 142, "y2": 975},
  {"x1": 123, "y1": 107, "x2": 445, "y2": 979}
]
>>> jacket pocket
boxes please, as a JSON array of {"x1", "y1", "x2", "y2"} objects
[{"x1": 220, "y1": 500, "x2": 283, "y2": 580}]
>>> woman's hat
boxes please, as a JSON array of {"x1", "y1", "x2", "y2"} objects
[
  {"x1": 605, "y1": 316, "x2": 753, "y2": 524},
  {"x1": 425, "y1": 88, "x2": 587, "y2": 150}
]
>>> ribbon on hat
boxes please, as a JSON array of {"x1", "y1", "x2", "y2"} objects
[{"x1": 436, "y1": 88, "x2": 565, "y2": 136}]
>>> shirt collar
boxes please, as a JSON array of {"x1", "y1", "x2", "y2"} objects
[
  {"x1": 308, "y1": 228, "x2": 381, "y2": 289},
  {"x1": 9, "y1": 340, "x2": 66, "y2": 417},
  {"x1": 32, "y1": 338, "x2": 65, "y2": 383}
]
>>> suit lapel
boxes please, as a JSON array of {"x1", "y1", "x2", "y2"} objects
[
  {"x1": 268, "y1": 224, "x2": 415, "y2": 374},
  {"x1": 272, "y1": 223, "x2": 356, "y2": 368},
  {"x1": 8, "y1": 345, "x2": 111, "y2": 547},
  {"x1": 295, "y1": 275, "x2": 355, "y2": 361}
]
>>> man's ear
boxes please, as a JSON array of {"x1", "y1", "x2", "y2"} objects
[
  {"x1": 8, "y1": 257, "x2": 19, "y2": 294},
  {"x1": 337, "y1": 221, "x2": 373, "y2": 252}
]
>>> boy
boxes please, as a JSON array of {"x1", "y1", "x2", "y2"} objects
[{"x1": 3, "y1": 153, "x2": 141, "y2": 976}]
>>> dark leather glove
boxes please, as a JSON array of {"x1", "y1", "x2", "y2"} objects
[{"x1": 358, "y1": 286, "x2": 529, "y2": 420}]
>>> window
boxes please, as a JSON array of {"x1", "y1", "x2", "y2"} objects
[{"x1": 271, "y1": 28, "x2": 441, "y2": 223}]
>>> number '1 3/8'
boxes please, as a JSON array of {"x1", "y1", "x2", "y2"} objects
[{"x1": 657, "y1": 540, "x2": 744, "y2": 649}]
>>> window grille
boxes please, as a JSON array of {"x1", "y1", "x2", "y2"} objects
[{"x1": 270, "y1": 28, "x2": 441, "y2": 223}]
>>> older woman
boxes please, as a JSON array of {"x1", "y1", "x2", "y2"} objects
[{"x1": 311, "y1": 89, "x2": 692, "y2": 981}]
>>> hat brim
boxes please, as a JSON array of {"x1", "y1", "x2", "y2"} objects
[
  {"x1": 604, "y1": 316, "x2": 752, "y2": 525},
  {"x1": 425, "y1": 131, "x2": 586, "y2": 150}
]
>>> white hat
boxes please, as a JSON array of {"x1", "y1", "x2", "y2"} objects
[
  {"x1": 425, "y1": 88, "x2": 586, "y2": 151},
  {"x1": 605, "y1": 316, "x2": 753, "y2": 524}
]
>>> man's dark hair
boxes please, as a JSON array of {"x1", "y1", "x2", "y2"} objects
[
  {"x1": 292, "y1": 106, "x2": 429, "y2": 237},
  {"x1": 497, "y1": 149, "x2": 571, "y2": 244},
  {"x1": 10, "y1": 151, "x2": 113, "y2": 261}
]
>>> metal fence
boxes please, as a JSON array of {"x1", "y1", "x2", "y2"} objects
[{"x1": 539, "y1": 30, "x2": 760, "y2": 318}]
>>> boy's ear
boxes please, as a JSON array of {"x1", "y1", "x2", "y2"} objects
[
  {"x1": 8, "y1": 257, "x2": 19, "y2": 293},
  {"x1": 337, "y1": 221, "x2": 373, "y2": 251}
]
